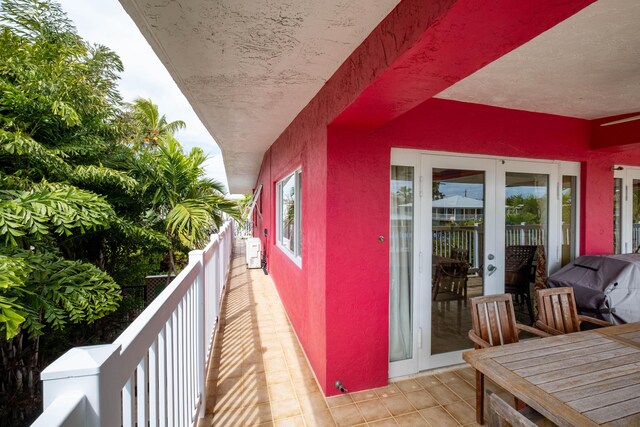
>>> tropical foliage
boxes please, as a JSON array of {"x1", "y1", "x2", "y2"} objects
[
  {"x1": 0, "y1": 1, "x2": 239, "y2": 423},
  {"x1": 505, "y1": 194, "x2": 544, "y2": 225},
  {"x1": 143, "y1": 135, "x2": 240, "y2": 274},
  {"x1": 129, "y1": 97, "x2": 186, "y2": 150},
  {"x1": 0, "y1": 0, "x2": 130, "y2": 340}
]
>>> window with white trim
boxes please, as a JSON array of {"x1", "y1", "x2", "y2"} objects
[{"x1": 276, "y1": 169, "x2": 302, "y2": 264}]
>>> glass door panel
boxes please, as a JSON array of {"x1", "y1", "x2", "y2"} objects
[
  {"x1": 394, "y1": 152, "x2": 567, "y2": 376},
  {"x1": 504, "y1": 172, "x2": 548, "y2": 324},
  {"x1": 431, "y1": 168, "x2": 485, "y2": 355},
  {"x1": 561, "y1": 176, "x2": 577, "y2": 266},
  {"x1": 633, "y1": 179, "x2": 640, "y2": 253},
  {"x1": 614, "y1": 177, "x2": 623, "y2": 254},
  {"x1": 613, "y1": 168, "x2": 640, "y2": 254},
  {"x1": 390, "y1": 165, "x2": 414, "y2": 363}
]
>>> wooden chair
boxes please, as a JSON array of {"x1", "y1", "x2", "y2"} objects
[
  {"x1": 432, "y1": 261, "x2": 469, "y2": 302},
  {"x1": 504, "y1": 245, "x2": 538, "y2": 324},
  {"x1": 487, "y1": 390, "x2": 545, "y2": 427},
  {"x1": 535, "y1": 287, "x2": 612, "y2": 335},
  {"x1": 469, "y1": 294, "x2": 550, "y2": 424}
]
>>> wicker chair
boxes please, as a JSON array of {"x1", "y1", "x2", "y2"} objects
[
  {"x1": 450, "y1": 247, "x2": 469, "y2": 263},
  {"x1": 504, "y1": 245, "x2": 537, "y2": 324}
]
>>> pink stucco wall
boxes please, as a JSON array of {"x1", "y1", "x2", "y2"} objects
[
  {"x1": 324, "y1": 99, "x2": 640, "y2": 393},
  {"x1": 250, "y1": 0, "x2": 638, "y2": 396},
  {"x1": 382, "y1": 98, "x2": 640, "y2": 255}
]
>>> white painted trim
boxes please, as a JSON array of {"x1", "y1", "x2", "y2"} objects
[
  {"x1": 389, "y1": 150, "x2": 421, "y2": 378},
  {"x1": 246, "y1": 184, "x2": 262, "y2": 221},
  {"x1": 614, "y1": 169, "x2": 624, "y2": 254},
  {"x1": 390, "y1": 148, "x2": 576, "y2": 376},
  {"x1": 275, "y1": 167, "x2": 302, "y2": 268},
  {"x1": 559, "y1": 161, "x2": 581, "y2": 264},
  {"x1": 420, "y1": 154, "x2": 497, "y2": 372},
  {"x1": 416, "y1": 149, "x2": 561, "y2": 164},
  {"x1": 614, "y1": 166, "x2": 640, "y2": 254},
  {"x1": 275, "y1": 241, "x2": 302, "y2": 268},
  {"x1": 499, "y1": 159, "x2": 560, "y2": 273}
]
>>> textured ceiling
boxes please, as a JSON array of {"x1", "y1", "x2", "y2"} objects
[
  {"x1": 118, "y1": 0, "x2": 400, "y2": 193},
  {"x1": 436, "y1": 0, "x2": 640, "y2": 120},
  {"x1": 119, "y1": 0, "x2": 640, "y2": 193}
]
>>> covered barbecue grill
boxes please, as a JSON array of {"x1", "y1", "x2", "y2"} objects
[{"x1": 547, "y1": 254, "x2": 640, "y2": 324}]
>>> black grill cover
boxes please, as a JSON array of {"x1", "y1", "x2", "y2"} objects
[{"x1": 547, "y1": 254, "x2": 640, "y2": 324}]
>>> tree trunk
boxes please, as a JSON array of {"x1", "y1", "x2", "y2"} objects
[
  {"x1": 166, "y1": 246, "x2": 177, "y2": 285},
  {"x1": 0, "y1": 333, "x2": 43, "y2": 426}
]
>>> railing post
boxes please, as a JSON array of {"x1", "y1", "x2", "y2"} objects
[
  {"x1": 209, "y1": 233, "x2": 220, "y2": 325},
  {"x1": 519, "y1": 222, "x2": 526, "y2": 245},
  {"x1": 218, "y1": 233, "x2": 224, "y2": 300},
  {"x1": 473, "y1": 224, "x2": 479, "y2": 269},
  {"x1": 188, "y1": 249, "x2": 206, "y2": 419},
  {"x1": 39, "y1": 344, "x2": 121, "y2": 427},
  {"x1": 225, "y1": 223, "x2": 232, "y2": 276}
]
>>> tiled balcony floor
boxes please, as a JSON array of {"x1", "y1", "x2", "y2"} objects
[{"x1": 201, "y1": 242, "x2": 509, "y2": 426}]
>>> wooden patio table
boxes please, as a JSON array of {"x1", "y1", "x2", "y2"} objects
[{"x1": 463, "y1": 322, "x2": 640, "y2": 426}]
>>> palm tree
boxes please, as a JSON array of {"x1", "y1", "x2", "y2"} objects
[
  {"x1": 149, "y1": 136, "x2": 240, "y2": 275},
  {"x1": 130, "y1": 98, "x2": 186, "y2": 150}
]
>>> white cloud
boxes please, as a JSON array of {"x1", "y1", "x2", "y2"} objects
[{"x1": 56, "y1": 0, "x2": 227, "y2": 187}]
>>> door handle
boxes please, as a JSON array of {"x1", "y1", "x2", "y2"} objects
[{"x1": 487, "y1": 264, "x2": 497, "y2": 276}]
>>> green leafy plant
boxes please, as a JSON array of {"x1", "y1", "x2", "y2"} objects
[
  {"x1": 144, "y1": 135, "x2": 240, "y2": 274},
  {"x1": 0, "y1": 2, "x2": 154, "y2": 422}
]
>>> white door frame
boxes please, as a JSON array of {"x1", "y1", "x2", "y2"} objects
[
  {"x1": 497, "y1": 158, "x2": 560, "y2": 274},
  {"x1": 389, "y1": 149, "x2": 579, "y2": 377},
  {"x1": 389, "y1": 150, "x2": 422, "y2": 378},
  {"x1": 419, "y1": 154, "x2": 497, "y2": 370},
  {"x1": 614, "y1": 166, "x2": 640, "y2": 253}
]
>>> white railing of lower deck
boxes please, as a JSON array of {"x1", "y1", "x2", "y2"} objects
[
  {"x1": 235, "y1": 219, "x2": 253, "y2": 238},
  {"x1": 430, "y1": 223, "x2": 566, "y2": 265},
  {"x1": 31, "y1": 220, "x2": 234, "y2": 427}
]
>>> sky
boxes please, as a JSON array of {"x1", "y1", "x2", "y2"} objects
[{"x1": 56, "y1": 0, "x2": 231, "y2": 192}]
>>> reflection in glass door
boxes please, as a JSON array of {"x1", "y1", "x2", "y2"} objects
[
  {"x1": 614, "y1": 178, "x2": 623, "y2": 254},
  {"x1": 504, "y1": 172, "x2": 548, "y2": 325},
  {"x1": 633, "y1": 179, "x2": 640, "y2": 252},
  {"x1": 613, "y1": 167, "x2": 640, "y2": 254},
  {"x1": 390, "y1": 166, "x2": 414, "y2": 364},
  {"x1": 431, "y1": 168, "x2": 485, "y2": 355},
  {"x1": 390, "y1": 150, "x2": 570, "y2": 376},
  {"x1": 561, "y1": 176, "x2": 577, "y2": 266}
]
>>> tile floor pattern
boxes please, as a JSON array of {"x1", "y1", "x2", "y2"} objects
[{"x1": 201, "y1": 243, "x2": 510, "y2": 426}]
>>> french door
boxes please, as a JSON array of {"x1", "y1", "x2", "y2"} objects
[
  {"x1": 390, "y1": 150, "x2": 568, "y2": 377},
  {"x1": 613, "y1": 166, "x2": 640, "y2": 254}
]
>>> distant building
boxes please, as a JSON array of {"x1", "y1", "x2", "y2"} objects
[{"x1": 432, "y1": 195, "x2": 483, "y2": 224}]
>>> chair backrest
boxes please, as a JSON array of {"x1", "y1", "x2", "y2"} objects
[
  {"x1": 433, "y1": 262, "x2": 469, "y2": 299},
  {"x1": 504, "y1": 245, "x2": 537, "y2": 285},
  {"x1": 536, "y1": 287, "x2": 581, "y2": 334},
  {"x1": 469, "y1": 294, "x2": 520, "y2": 347},
  {"x1": 450, "y1": 247, "x2": 470, "y2": 263},
  {"x1": 487, "y1": 390, "x2": 538, "y2": 427}
]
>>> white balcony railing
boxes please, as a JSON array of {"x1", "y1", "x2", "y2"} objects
[
  {"x1": 235, "y1": 219, "x2": 253, "y2": 238},
  {"x1": 431, "y1": 223, "x2": 566, "y2": 267},
  {"x1": 31, "y1": 221, "x2": 235, "y2": 427}
]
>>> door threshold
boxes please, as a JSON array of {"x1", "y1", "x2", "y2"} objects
[{"x1": 389, "y1": 362, "x2": 469, "y2": 383}]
